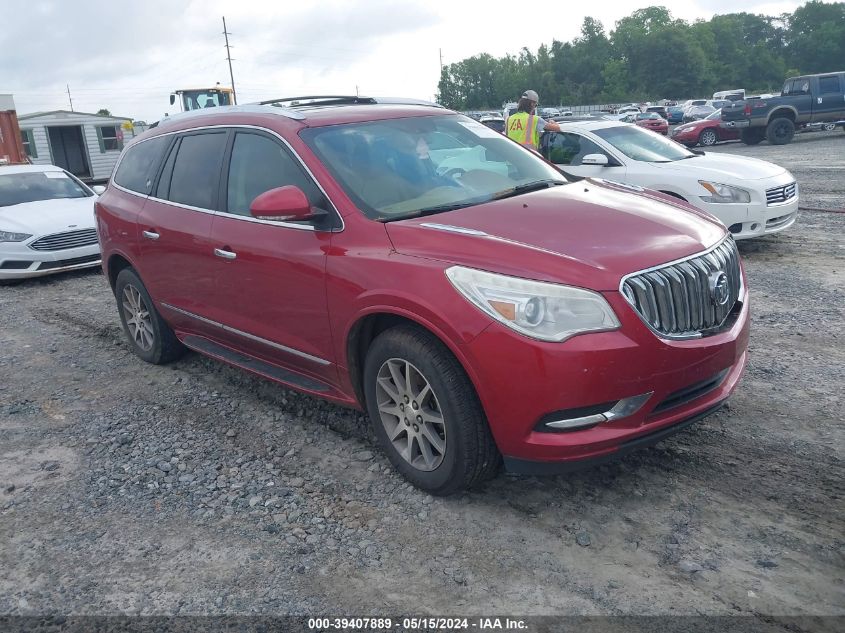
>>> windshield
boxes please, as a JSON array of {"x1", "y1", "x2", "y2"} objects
[
  {"x1": 593, "y1": 125, "x2": 694, "y2": 162},
  {"x1": 0, "y1": 171, "x2": 92, "y2": 207},
  {"x1": 301, "y1": 114, "x2": 567, "y2": 221},
  {"x1": 637, "y1": 112, "x2": 660, "y2": 120},
  {"x1": 181, "y1": 90, "x2": 232, "y2": 110},
  {"x1": 705, "y1": 109, "x2": 722, "y2": 121}
]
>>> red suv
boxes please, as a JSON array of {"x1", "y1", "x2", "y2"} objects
[{"x1": 96, "y1": 96, "x2": 749, "y2": 495}]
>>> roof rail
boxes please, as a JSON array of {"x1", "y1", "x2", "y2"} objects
[
  {"x1": 154, "y1": 104, "x2": 305, "y2": 128},
  {"x1": 255, "y1": 95, "x2": 446, "y2": 109},
  {"x1": 258, "y1": 96, "x2": 377, "y2": 107}
]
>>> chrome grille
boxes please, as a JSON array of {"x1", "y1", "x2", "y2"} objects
[
  {"x1": 621, "y1": 238, "x2": 742, "y2": 338},
  {"x1": 29, "y1": 228, "x2": 98, "y2": 251},
  {"x1": 765, "y1": 182, "x2": 797, "y2": 205}
]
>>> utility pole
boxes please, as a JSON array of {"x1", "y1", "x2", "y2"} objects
[
  {"x1": 439, "y1": 48, "x2": 443, "y2": 75},
  {"x1": 222, "y1": 16, "x2": 237, "y2": 105},
  {"x1": 66, "y1": 84, "x2": 74, "y2": 112}
]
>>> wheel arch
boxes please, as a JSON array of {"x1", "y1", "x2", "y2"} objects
[
  {"x1": 345, "y1": 309, "x2": 484, "y2": 412},
  {"x1": 767, "y1": 107, "x2": 798, "y2": 123},
  {"x1": 106, "y1": 252, "x2": 135, "y2": 291}
]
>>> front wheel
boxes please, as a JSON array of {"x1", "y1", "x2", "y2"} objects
[
  {"x1": 363, "y1": 326, "x2": 500, "y2": 495},
  {"x1": 698, "y1": 128, "x2": 718, "y2": 146},
  {"x1": 115, "y1": 268, "x2": 185, "y2": 365}
]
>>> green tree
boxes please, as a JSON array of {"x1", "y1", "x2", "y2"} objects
[
  {"x1": 786, "y1": 1, "x2": 845, "y2": 74},
  {"x1": 97, "y1": 108, "x2": 111, "y2": 116}
]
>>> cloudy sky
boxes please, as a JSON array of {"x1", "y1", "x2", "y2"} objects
[{"x1": 1, "y1": 0, "x2": 806, "y2": 122}]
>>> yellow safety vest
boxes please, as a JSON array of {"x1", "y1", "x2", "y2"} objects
[{"x1": 506, "y1": 112, "x2": 539, "y2": 148}]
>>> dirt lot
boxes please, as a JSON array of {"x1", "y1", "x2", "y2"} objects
[{"x1": 1, "y1": 133, "x2": 843, "y2": 627}]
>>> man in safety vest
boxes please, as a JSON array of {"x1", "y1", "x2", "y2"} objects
[{"x1": 506, "y1": 90, "x2": 561, "y2": 151}]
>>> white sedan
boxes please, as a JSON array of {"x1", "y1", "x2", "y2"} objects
[
  {"x1": 541, "y1": 120, "x2": 798, "y2": 239},
  {"x1": 0, "y1": 164, "x2": 103, "y2": 280}
]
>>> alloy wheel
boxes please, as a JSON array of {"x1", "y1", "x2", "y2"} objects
[
  {"x1": 375, "y1": 358, "x2": 446, "y2": 471},
  {"x1": 700, "y1": 129, "x2": 717, "y2": 146},
  {"x1": 122, "y1": 284, "x2": 155, "y2": 351}
]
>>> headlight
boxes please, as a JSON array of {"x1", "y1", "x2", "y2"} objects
[
  {"x1": 0, "y1": 230, "x2": 32, "y2": 242},
  {"x1": 699, "y1": 181, "x2": 751, "y2": 204},
  {"x1": 445, "y1": 266, "x2": 620, "y2": 342}
]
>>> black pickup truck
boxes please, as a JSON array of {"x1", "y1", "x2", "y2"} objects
[{"x1": 721, "y1": 71, "x2": 845, "y2": 145}]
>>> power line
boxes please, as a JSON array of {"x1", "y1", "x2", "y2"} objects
[{"x1": 66, "y1": 84, "x2": 74, "y2": 111}]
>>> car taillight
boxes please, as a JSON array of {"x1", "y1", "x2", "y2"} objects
[{"x1": 744, "y1": 104, "x2": 751, "y2": 115}]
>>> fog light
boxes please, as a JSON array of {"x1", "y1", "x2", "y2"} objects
[{"x1": 542, "y1": 392, "x2": 653, "y2": 431}]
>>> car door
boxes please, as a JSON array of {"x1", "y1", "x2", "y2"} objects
[
  {"x1": 136, "y1": 130, "x2": 228, "y2": 330},
  {"x1": 544, "y1": 131, "x2": 626, "y2": 180},
  {"x1": 207, "y1": 128, "x2": 339, "y2": 383},
  {"x1": 811, "y1": 75, "x2": 845, "y2": 121}
]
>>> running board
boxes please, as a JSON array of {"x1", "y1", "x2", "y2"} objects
[{"x1": 182, "y1": 335, "x2": 330, "y2": 393}]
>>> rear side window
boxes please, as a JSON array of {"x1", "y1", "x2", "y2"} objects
[
  {"x1": 166, "y1": 132, "x2": 227, "y2": 209},
  {"x1": 225, "y1": 132, "x2": 326, "y2": 216},
  {"x1": 818, "y1": 75, "x2": 841, "y2": 94},
  {"x1": 113, "y1": 136, "x2": 169, "y2": 194}
]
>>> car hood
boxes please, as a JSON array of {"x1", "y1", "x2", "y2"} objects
[
  {"x1": 651, "y1": 153, "x2": 787, "y2": 181},
  {"x1": 385, "y1": 180, "x2": 726, "y2": 291},
  {"x1": 0, "y1": 196, "x2": 97, "y2": 236}
]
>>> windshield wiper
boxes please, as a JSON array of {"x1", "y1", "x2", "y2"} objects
[
  {"x1": 379, "y1": 201, "x2": 478, "y2": 223},
  {"x1": 490, "y1": 179, "x2": 566, "y2": 201}
]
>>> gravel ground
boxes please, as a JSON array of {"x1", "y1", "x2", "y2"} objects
[{"x1": 0, "y1": 138, "x2": 843, "y2": 626}]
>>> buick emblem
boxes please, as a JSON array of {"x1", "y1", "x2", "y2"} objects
[{"x1": 709, "y1": 272, "x2": 730, "y2": 306}]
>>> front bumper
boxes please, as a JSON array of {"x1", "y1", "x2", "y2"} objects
[
  {"x1": 692, "y1": 187, "x2": 799, "y2": 240},
  {"x1": 0, "y1": 242, "x2": 101, "y2": 280},
  {"x1": 460, "y1": 287, "x2": 750, "y2": 468}
]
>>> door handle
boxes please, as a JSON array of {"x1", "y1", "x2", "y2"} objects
[
  {"x1": 142, "y1": 230, "x2": 160, "y2": 240},
  {"x1": 214, "y1": 248, "x2": 237, "y2": 260}
]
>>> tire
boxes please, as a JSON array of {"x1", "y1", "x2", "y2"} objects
[
  {"x1": 766, "y1": 117, "x2": 795, "y2": 145},
  {"x1": 115, "y1": 268, "x2": 185, "y2": 365},
  {"x1": 698, "y1": 128, "x2": 718, "y2": 146},
  {"x1": 740, "y1": 128, "x2": 765, "y2": 145},
  {"x1": 363, "y1": 325, "x2": 500, "y2": 495}
]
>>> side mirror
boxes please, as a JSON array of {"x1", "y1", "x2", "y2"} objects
[
  {"x1": 581, "y1": 154, "x2": 609, "y2": 166},
  {"x1": 169, "y1": 94, "x2": 176, "y2": 106},
  {"x1": 91, "y1": 185, "x2": 106, "y2": 194},
  {"x1": 249, "y1": 186, "x2": 323, "y2": 222}
]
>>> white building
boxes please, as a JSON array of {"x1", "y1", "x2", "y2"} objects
[{"x1": 17, "y1": 110, "x2": 135, "y2": 182}]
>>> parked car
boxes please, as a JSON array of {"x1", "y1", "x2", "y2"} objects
[
  {"x1": 645, "y1": 106, "x2": 668, "y2": 119},
  {"x1": 721, "y1": 71, "x2": 845, "y2": 145},
  {"x1": 683, "y1": 105, "x2": 716, "y2": 123},
  {"x1": 479, "y1": 115, "x2": 505, "y2": 134},
  {"x1": 670, "y1": 109, "x2": 740, "y2": 147},
  {"x1": 680, "y1": 99, "x2": 708, "y2": 113},
  {"x1": 97, "y1": 98, "x2": 750, "y2": 494},
  {"x1": 540, "y1": 107, "x2": 561, "y2": 119},
  {"x1": 540, "y1": 120, "x2": 798, "y2": 240},
  {"x1": 617, "y1": 106, "x2": 641, "y2": 117},
  {"x1": 634, "y1": 112, "x2": 669, "y2": 135},
  {"x1": 666, "y1": 105, "x2": 685, "y2": 124},
  {"x1": 0, "y1": 164, "x2": 102, "y2": 280}
]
